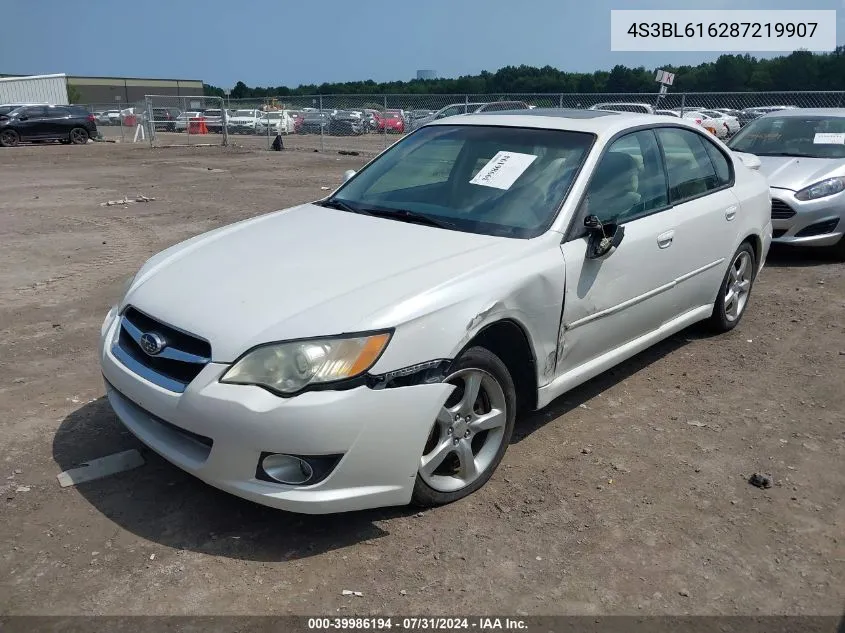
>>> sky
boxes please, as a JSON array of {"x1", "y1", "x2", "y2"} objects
[{"x1": 2, "y1": 0, "x2": 844, "y2": 88}]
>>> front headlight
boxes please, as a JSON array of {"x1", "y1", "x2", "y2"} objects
[
  {"x1": 220, "y1": 332, "x2": 392, "y2": 395},
  {"x1": 795, "y1": 177, "x2": 845, "y2": 201}
]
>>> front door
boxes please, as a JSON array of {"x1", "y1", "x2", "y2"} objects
[
  {"x1": 15, "y1": 106, "x2": 48, "y2": 140},
  {"x1": 557, "y1": 129, "x2": 679, "y2": 376}
]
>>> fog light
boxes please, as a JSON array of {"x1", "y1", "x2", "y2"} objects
[{"x1": 261, "y1": 454, "x2": 313, "y2": 485}]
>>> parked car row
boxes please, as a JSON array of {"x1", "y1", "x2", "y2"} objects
[{"x1": 589, "y1": 102, "x2": 802, "y2": 139}]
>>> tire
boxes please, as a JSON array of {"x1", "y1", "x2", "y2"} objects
[
  {"x1": 708, "y1": 242, "x2": 756, "y2": 332},
  {"x1": 69, "y1": 127, "x2": 89, "y2": 145},
  {"x1": 411, "y1": 346, "x2": 517, "y2": 507},
  {"x1": 0, "y1": 129, "x2": 20, "y2": 147}
]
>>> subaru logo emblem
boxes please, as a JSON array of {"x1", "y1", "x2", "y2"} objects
[{"x1": 139, "y1": 332, "x2": 166, "y2": 356}]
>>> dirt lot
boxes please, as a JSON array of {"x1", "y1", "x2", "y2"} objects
[{"x1": 0, "y1": 142, "x2": 843, "y2": 617}]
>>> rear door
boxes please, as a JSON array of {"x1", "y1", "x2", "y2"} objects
[
  {"x1": 654, "y1": 127, "x2": 740, "y2": 314},
  {"x1": 43, "y1": 106, "x2": 73, "y2": 138}
]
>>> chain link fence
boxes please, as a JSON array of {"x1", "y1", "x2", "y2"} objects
[
  {"x1": 142, "y1": 95, "x2": 228, "y2": 147},
  {"x1": 82, "y1": 101, "x2": 146, "y2": 143},
  {"x1": 81, "y1": 90, "x2": 845, "y2": 151}
]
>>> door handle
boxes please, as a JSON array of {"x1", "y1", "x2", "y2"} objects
[
  {"x1": 725, "y1": 206, "x2": 738, "y2": 221},
  {"x1": 657, "y1": 230, "x2": 674, "y2": 249}
]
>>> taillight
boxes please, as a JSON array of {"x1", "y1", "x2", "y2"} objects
[
  {"x1": 87, "y1": 114, "x2": 95, "y2": 122},
  {"x1": 695, "y1": 118, "x2": 702, "y2": 124}
]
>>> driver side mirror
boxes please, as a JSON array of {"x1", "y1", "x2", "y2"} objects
[
  {"x1": 584, "y1": 214, "x2": 625, "y2": 260},
  {"x1": 343, "y1": 169, "x2": 356, "y2": 182}
]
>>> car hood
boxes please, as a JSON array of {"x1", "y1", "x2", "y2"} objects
[
  {"x1": 756, "y1": 155, "x2": 845, "y2": 191},
  {"x1": 123, "y1": 204, "x2": 531, "y2": 362}
]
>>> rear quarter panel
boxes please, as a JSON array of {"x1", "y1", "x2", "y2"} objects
[{"x1": 730, "y1": 156, "x2": 772, "y2": 271}]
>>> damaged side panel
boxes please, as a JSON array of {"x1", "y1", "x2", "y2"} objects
[{"x1": 368, "y1": 244, "x2": 567, "y2": 390}]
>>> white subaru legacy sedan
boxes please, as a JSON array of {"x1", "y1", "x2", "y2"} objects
[{"x1": 99, "y1": 109, "x2": 772, "y2": 513}]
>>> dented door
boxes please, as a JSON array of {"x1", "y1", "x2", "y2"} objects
[{"x1": 556, "y1": 210, "x2": 681, "y2": 375}]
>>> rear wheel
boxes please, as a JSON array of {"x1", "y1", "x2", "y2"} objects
[
  {"x1": 0, "y1": 129, "x2": 20, "y2": 147},
  {"x1": 708, "y1": 242, "x2": 756, "y2": 332},
  {"x1": 411, "y1": 347, "x2": 516, "y2": 507},
  {"x1": 69, "y1": 127, "x2": 89, "y2": 145}
]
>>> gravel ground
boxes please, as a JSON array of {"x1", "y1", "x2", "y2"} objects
[{"x1": 0, "y1": 142, "x2": 843, "y2": 617}]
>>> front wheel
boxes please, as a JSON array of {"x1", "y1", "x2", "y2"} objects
[
  {"x1": 0, "y1": 129, "x2": 20, "y2": 147},
  {"x1": 708, "y1": 242, "x2": 756, "y2": 332},
  {"x1": 411, "y1": 346, "x2": 516, "y2": 507}
]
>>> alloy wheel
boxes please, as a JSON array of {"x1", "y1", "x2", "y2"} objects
[
  {"x1": 0, "y1": 130, "x2": 19, "y2": 147},
  {"x1": 418, "y1": 368, "x2": 508, "y2": 493},
  {"x1": 70, "y1": 129, "x2": 87, "y2": 144},
  {"x1": 724, "y1": 250, "x2": 752, "y2": 322}
]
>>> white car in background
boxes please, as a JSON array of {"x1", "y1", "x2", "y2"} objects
[
  {"x1": 100, "y1": 109, "x2": 771, "y2": 514},
  {"x1": 589, "y1": 102, "x2": 655, "y2": 114},
  {"x1": 698, "y1": 109, "x2": 741, "y2": 137},
  {"x1": 256, "y1": 110, "x2": 295, "y2": 135},
  {"x1": 662, "y1": 109, "x2": 726, "y2": 138},
  {"x1": 655, "y1": 109, "x2": 722, "y2": 136},
  {"x1": 228, "y1": 109, "x2": 262, "y2": 134}
]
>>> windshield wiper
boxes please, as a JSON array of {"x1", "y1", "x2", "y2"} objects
[
  {"x1": 318, "y1": 199, "x2": 457, "y2": 230},
  {"x1": 755, "y1": 152, "x2": 818, "y2": 158},
  {"x1": 365, "y1": 208, "x2": 458, "y2": 230},
  {"x1": 317, "y1": 198, "x2": 373, "y2": 215}
]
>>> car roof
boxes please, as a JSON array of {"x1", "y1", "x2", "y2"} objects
[
  {"x1": 759, "y1": 108, "x2": 845, "y2": 118},
  {"x1": 428, "y1": 108, "x2": 708, "y2": 137}
]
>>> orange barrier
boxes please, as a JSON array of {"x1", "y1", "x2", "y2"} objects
[{"x1": 188, "y1": 117, "x2": 208, "y2": 135}]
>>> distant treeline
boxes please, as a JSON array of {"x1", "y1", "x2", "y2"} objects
[{"x1": 204, "y1": 49, "x2": 845, "y2": 98}]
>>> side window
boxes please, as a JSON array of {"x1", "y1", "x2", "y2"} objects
[
  {"x1": 44, "y1": 107, "x2": 71, "y2": 118},
  {"x1": 702, "y1": 138, "x2": 732, "y2": 187},
  {"x1": 22, "y1": 106, "x2": 46, "y2": 118},
  {"x1": 436, "y1": 106, "x2": 460, "y2": 119},
  {"x1": 656, "y1": 128, "x2": 724, "y2": 203},
  {"x1": 580, "y1": 129, "x2": 668, "y2": 224}
]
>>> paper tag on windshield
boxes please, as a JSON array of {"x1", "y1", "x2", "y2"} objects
[
  {"x1": 469, "y1": 151, "x2": 537, "y2": 190},
  {"x1": 813, "y1": 132, "x2": 845, "y2": 145}
]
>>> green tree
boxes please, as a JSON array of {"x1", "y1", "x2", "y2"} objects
[{"x1": 67, "y1": 84, "x2": 82, "y2": 104}]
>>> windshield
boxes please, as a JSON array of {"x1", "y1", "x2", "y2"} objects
[
  {"x1": 728, "y1": 116, "x2": 845, "y2": 158},
  {"x1": 330, "y1": 124, "x2": 594, "y2": 238}
]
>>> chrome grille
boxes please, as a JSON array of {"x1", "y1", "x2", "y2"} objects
[
  {"x1": 771, "y1": 199, "x2": 796, "y2": 219},
  {"x1": 112, "y1": 307, "x2": 211, "y2": 393}
]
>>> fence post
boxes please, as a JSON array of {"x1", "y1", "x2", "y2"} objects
[
  {"x1": 145, "y1": 97, "x2": 154, "y2": 148},
  {"x1": 221, "y1": 97, "x2": 229, "y2": 147},
  {"x1": 680, "y1": 93, "x2": 686, "y2": 116},
  {"x1": 559, "y1": 94, "x2": 563, "y2": 108},
  {"x1": 383, "y1": 95, "x2": 388, "y2": 149},
  {"x1": 319, "y1": 94, "x2": 324, "y2": 152}
]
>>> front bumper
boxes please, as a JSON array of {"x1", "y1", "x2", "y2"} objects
[
  {"x1": 99, "y1": 313, "x2": 452, "y2": 514},
  {"x1": 770, "y1": 188, "x2": 845, "y2": 248}
]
